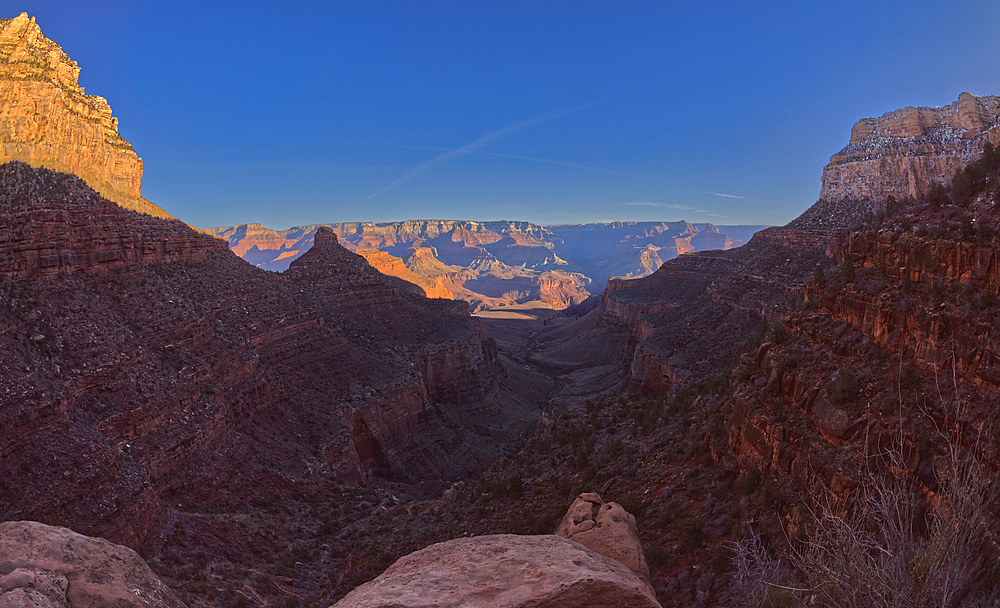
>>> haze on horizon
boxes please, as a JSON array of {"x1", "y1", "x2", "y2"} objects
[{"x1": 12, "y1": 1, "x2": 1000, "y2": 230}]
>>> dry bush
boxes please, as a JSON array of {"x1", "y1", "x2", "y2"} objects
[{"x1": 733, "y1": 424, "x2": 999, "y2": 608}]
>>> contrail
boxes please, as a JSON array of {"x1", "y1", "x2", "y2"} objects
[
  {"x1": 623, "y1": 201, "x2": 697, "y2": 210},
  {"x1": 668, "y1": 188, "x2": 751, "y2": 200},
  {"x1": 706, "y1": 191, "x2": 749, "y2": 200},
  {"x1": 387, "y1": 144, "x2": 629, "y2": 176},
  {"x1": 347, "y1": 101, "x2": 600, "y2": 209}
]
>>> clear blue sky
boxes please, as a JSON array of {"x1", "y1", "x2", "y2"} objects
[{"x1": 9, "y1": 1, "x2": 1000, "y2": 229}]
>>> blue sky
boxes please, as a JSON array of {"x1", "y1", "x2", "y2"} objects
[{"x1": 9, "y1": 1, "x2": 1000, "y2": 229}]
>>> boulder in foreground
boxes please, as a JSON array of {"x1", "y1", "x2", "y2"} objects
[
  {"x1": 555, "y1": 492, "x2": 652, "y2": 590},
  {"x1": 332, "y1": 534, "x2": 661, "y2": 608},
  {"x1": 0, "y1": 521, "x2": 183, "y2": 608}
]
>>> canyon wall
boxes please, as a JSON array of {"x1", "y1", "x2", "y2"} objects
[
  {"x1": 0, "y1": 13, "x2": 170, "y2": 218},
  {"x1": 820, "y1": 92, "x2": 1000, "y2": 203},
  {"x1": 0, "y1": 165, "x2": 526, "y2": 552},
  {"x1": 546, "y1": 96, "x2": 998, "y2": 404},
  {"x1": 207, "y1": 221, "x2": 768, "y2": 311}
]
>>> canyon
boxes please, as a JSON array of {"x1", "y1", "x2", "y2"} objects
[
  {"x1": 0, "y1": 162, "x2": 553, "y2": 556},
  {"x1": 207, "y1": 221, "x2": 767, "y2": 311},
  {"x1": 0, "y1": 15, "x2": 998, "y2": 606}
]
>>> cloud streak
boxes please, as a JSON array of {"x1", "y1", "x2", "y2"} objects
[
  {"x1": 623, "y1": 201, "x2": 698, "y2": 210},
  {"x1": 670, "y1": 188, "x2": 751, "y2": 200},
  {"x1": 387, "y1": 144, "x2": 628, "y2": 176},
  {"x1": 348, "y1": 101, "x2": 600, "y2": 209},
  {"x1": 706, "y1": 191, "x2": 749, "y2": 199}
]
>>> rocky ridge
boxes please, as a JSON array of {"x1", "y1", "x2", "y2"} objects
[
  {"x1": 0, "y1": 14, "x2": 170, "y2": 219},
  {"x1": 0, "y1": 164, "x2": 541, "y2": 567},
  {"x1": 206, "y1": 221, "x2": 767, "y2": 311},
  {"x1": 0, "y1": 520, "x2": 185, "y2": 608}
]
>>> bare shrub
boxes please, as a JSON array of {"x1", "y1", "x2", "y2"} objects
[{"x1": 733, "y1": 426, "x2": 999, "y2": 608}]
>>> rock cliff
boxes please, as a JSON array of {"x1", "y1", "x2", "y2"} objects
[
  {"x1": 530, "y1": 227, "x2": 834, "y2": 405},
  {"x1": 538, "y1": 96, "x2": 999, "y2": 405},
  {"x1": 0, "y1": 13, "x2": 170, "y2": 218},
  {"x1": 819, "y1": 92, "x2": 1000, "y2": 204},
  {"x1": 718, "y1": 148, "x2": 1000, "y2": 600}
]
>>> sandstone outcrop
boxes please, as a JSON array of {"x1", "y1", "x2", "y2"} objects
[
  {"x1": 0, "y1": 14, "x2": 169, "y2": 218},
  {"x1": 0, "y1": 521, "x2": 183, "y2": 608},
  {"x1": 554, "y1": 492, "x2": 652, "y2": 590},
  {"x1": 332, "y1": 534, "x2": 661, "y2": 608},
  {"x1": 819, "y1": 92, "x2": 1000, "y2": 204},
  {"x1": 355, "y1": 248, "x2": 451, "y2": 298}
]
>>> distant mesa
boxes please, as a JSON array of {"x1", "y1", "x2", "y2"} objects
[
  {"x1": 207, "y1": 220, "x2": 769, "y2": 311},
  {"x1": 0, "y1": 13, "x2": 172, "y2": 219}
]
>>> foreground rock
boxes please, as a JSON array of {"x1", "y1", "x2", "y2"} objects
[
  {"x1": 332, "y1": 534, "x2": 661, "y2": 608},
  {"x1": 0, "y1": 521, "x2": 183, "y2": 608},
  {"x1": 555, "y1": 492, "x2": 652, "y2": 590}
]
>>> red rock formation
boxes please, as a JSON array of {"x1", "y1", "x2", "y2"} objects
[
  {"x1": 0, "y1": 162, "x2": 221, "y2": 277},
  {"x1": 808, "y1": 227, "x2": 1000, "y2": 386},
  {"x1": 0, "y1": 165, "x2": 527, "y2": 554},
  {"x1": 355, "y1": 248, "x2": 453, "y2": 299},
  {"x1": 820, "y1": 92, "x2": 1000, "y2": 203},
  {"x1": 206, "y1": 221, "x2": 768, "y2": 311},
  {"x1": 0, "y1": 14, "x2": 171, "y2": 219}
]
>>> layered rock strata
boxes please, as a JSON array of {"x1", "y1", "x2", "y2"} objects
[
  {"x1": 207, "y1": 221, "x2": 767, "y2": 311},
  {"x1": 532, "y1": 227, "x2": 834, "y2": 403},
  {"x1": 0, "y1": 164, "x2": 523, "y2": 553},
  {"x1": 815, "y1": 229, "x2": 1000, "y2": 384},
  {"x1": 819, "y1": 92, "x2": 1000, "y2": 204},
  {"x1": 0, "y1": 13, "x2": 169, "y2": 218}
]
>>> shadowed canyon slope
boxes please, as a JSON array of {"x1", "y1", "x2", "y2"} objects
[
  {"x1": 0, "y1": 13, "x2": 171, "y2": 219},
  {"x1": 533, "y1": 93, "x2": 1000, "y2": 407},
  {"x1": 409, "y1": 95, "x2": 1000, "y2": 608},
  {"x1": 207, "y1": 221, "x2": 767, "y2": 311},
  {"x1": 0, "y1": 162, "x2": 550, "y2": 552}
]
